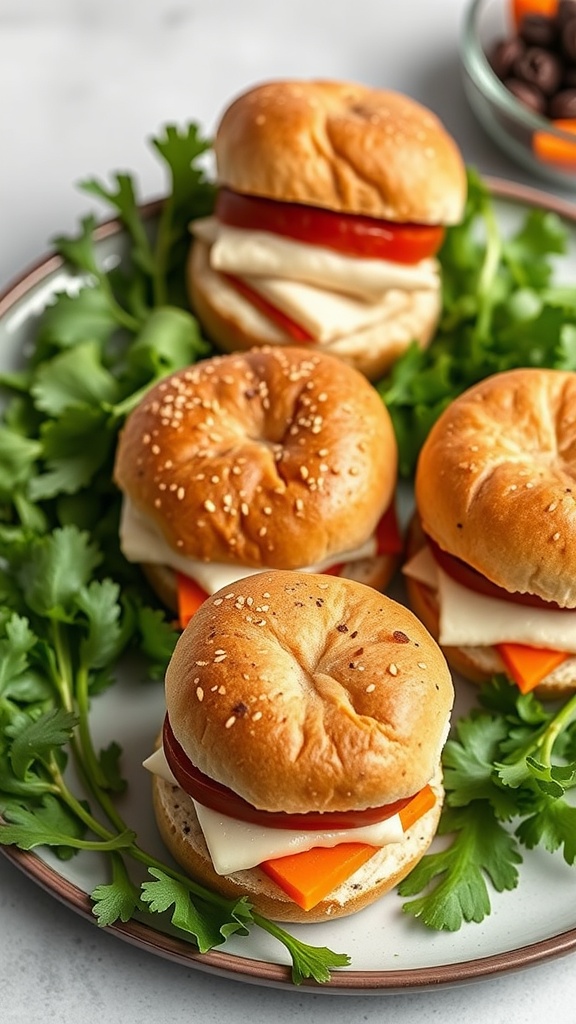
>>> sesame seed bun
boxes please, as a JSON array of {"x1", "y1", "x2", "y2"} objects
[
  {"x1": 405, "y1": 512, "x2": 576, "y2": 700},
  {"x1": 415, "y1": 368, "x2": 576, "y2": 608},
  {"x1": 151, "y1": 762, "x2": 445, "y2": 923},
  {"x1": 113, "y1": 347, "x2": 397, "y2": 573},
  {"x1": 187, "y1": 238, "x2": 442, "y2": 381},
  {"x1": 214, "y1": 79, "x2": 467, "y2": 224},
  {"x1": 164, "y1": 571, "x2": 454, "y2": 814}
]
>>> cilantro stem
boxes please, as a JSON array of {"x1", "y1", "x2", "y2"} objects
[
  {"x1": 50, "y1": 623, "x2": 74, "y2": 714},
  {"x1": 49, "y1": 758, "x2": 117, "y2": 843},
  {"x1": 75, "y1": 663, "x2": 110, "y2": 791},
  {"x1": 539, "y1": 692, "x2": 576, "y2": 766}
]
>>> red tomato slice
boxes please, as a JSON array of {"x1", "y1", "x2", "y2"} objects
[
  {"x1": 425, "y1": 534, "x2": 568, "y2": 611},
  {"x1": 215, "y1": 188, "x2": 445, "y2": 264},
  {"x1": 222, "y1": 272, "x2": 315, "y2": 342},
  {"x1": 163, "y1": 715, "x2": 415, "y2": 831}
]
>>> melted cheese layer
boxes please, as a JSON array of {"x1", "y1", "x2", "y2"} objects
[
  {"x1": 403, "y1": 545, "x2": 576, "y2": 651},
  {"x1": 143, "y1": 746, "x2": 405, "y2": 874},
  {"x1": 192, "y1": 217, "x2": 439, "y2": 300},
  {"x1": 119, "y1": 497, "x2": 377, "y2": 596}
]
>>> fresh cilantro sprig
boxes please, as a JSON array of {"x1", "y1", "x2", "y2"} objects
[
  {"x1": 0, "y1": 125, "x2": 350, "y2": 982},
  {"x1": 378, "y1": 168, "x2": 576, "y2": 476},
  {"x1": 398, "y1": 679, "x2": 576, "y2": 930},
  {"x1": 0, "y1": 524, "x2": 348, "y2": 983}
]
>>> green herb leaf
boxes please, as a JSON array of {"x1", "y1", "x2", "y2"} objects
[
  {"x1": 91, "y1": 854, "x2": 142, "y2": 925},
  {"x1": 399, "y1": 803, "x2": 521, "y2": 930},
  {"x1": 140, "y1": 868, "x2": 252, "y2": 953}
]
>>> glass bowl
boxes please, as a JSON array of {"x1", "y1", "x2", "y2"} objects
[{"x1": 461, "y1": 0, "x2": 576, "y2": 189}]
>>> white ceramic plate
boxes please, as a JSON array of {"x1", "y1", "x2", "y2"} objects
[{"x1": 2, "y1": 179, "x2": 576, "y2": 994}]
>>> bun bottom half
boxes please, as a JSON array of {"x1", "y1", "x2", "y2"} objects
[
  {"x1": 151, "y1": 767, "x2": 444, "y2": 924},
  {"x1": 188, "y1": 240, "x2": 440, "y2": 382},
  {"x1": 405, "y1": 516, "x2": 576, "y2": 700},
  {"x1": 142, "y1": 553, "x2": 400, "y2": 618}
]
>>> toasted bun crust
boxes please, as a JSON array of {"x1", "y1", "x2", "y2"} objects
[
  {"x1": 152, "y1": 765, "x2": 444, "y2": 923},
  {"x1": 187, "y1": 239, "x2": 441, "y2": 381},
  {"x1": 214, "y1": 80, "x2": 467, "y2": 225},
  {"x1": 114, "y1": 347, "x2": 396, "y2": 570},
  {"x1": 415, "y1": 368, "x2": 576, "y2": 608},
  {"x1": 404, "y1": 513, "x2": 576, "y2": 699},
  {"x1": 164, "y1": 571, "x2": 454, "y2": 814}
]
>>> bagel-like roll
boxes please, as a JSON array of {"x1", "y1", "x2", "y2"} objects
[
  {"x1": 188, "y1": 239, "x2": 442, "y2": 381},
  {"x1": 187, "y1": 79, "x2": 466, "y2": 379},
  {"x1": 150, "y1": 570, "x2": 453, "y2": 921},
  {"x1": 113, "y1": 347, "x2": 400, "y2": 607},
  {"x1": 215, "y1": 80, "x2": 466, "y2": 224},
  {"x1": 152, "y1": 764, "x2": 445, "y2": 923},
  {"x1": 408, "y1": 368, "x2": 576, "y2": 696}
]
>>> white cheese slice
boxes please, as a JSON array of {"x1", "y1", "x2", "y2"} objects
[
  {"x1": 143, "y1": 743, "x2": 405, "y2": 874},
  {"x1": 143, "y1": 746, "x2": 178, "y2": 785},
  {"x1": 403, "y1": 544, "x2": 576, "y2": 651},
  {"x1": 402, "y1": 545, "x2": 439, "y2": 589},
  {"x1": 239, "y1": 274, "x2": 412, "y2": 343},
  {"x1": 192, "y1": 217, "x2": 439, "y2": 300},
  {"x1": 119, "y1": 497, "x2": 377, "y2": 596},
  {"x1": 193, "y1": 800, "x2": 404, "y2": 875}
]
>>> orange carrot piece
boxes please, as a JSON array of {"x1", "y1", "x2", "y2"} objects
[
  {"x1": 261, "y1": 843, "x2": 378, "y2": 911},
  {"x1": 398, "y1": 783, "x2": 435, "y2": 831},
  {"x1": 511, "y1": 0, "x2": 557, "y2": 28},
  {"x1": 260, "y1": 786, "x2": 436, "y2": 911},
  {"x1": 496, "y1": 641, "x2": 570, "y2": 694},
  {"x1": 176, "y1": 572, "x2": 210, "y2": 630},
  {"x1": 533, "y1": 119, "x2": 576, "y2": 170}
]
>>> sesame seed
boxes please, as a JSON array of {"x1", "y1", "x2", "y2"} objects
[
  {"x1": 213, "y1": 598, "x2": 223, "y2": 606},
  {"x1": 417, "y1": 662, "x2": 427, "y2": 670},
  {"x1": 177, "y1": 487, "x2": 185, "y2": 500},
  {"x1": 388, "y1": 663, "x2": 399, "y2": 676},
  {"x1": 195, "y1": 661, "x2": 209, "y2": 666},
  {"x1": 252, "y1": 711, "x2": 263, "y2": 722},
  {"x1": 365, "y1": 683, "x2": 376, "y2": 693},
  {"x1": 548, "y1": 502, "x2": 557, "y2": 512},
  {"x1": 214, "y1": 654, "x2": 227, "y2": 663},
  {"x1": 196, "y1": 687, "x2": 204, "y2": 701},
  {"x1": 225, "y1": 716, "x2": 236, "y2": 729},
  {"x1": 204, "y1": 499, "x2": 216, "y2": 513},
  {"x1": 553, "y1": 532, "x2": 561, "y2": 541}
]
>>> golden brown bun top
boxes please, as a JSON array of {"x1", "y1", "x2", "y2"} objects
[
  {"x1": 415, "y1": 368, "x2": 576, "y2": 607},
  {"x1": 214, "y1": 79, "x2": 467, "y2": 225},
  {"x1": 113, "y1": 347, "x2": 396, "y2": 569},
  {"x1": 165, "y1": 570, "x2": 454, "y2": 814}
]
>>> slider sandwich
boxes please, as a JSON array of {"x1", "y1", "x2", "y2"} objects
[
  {"x1": 113, "y1": 346, "x2": 402, "y2": 628},
  {"x1": 404, "y1": 367, "x2": 576, "y2": 697},
  {"x1": 188, "y1": 78, "x2": 467, "y2": 380},
  {"x1": 145, "y1": 570, "x2": 454, "y2": 921}
]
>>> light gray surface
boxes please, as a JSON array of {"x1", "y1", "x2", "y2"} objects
[{"x1": 1, "y1": 2, "x2": 576, "y2": 1021}]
